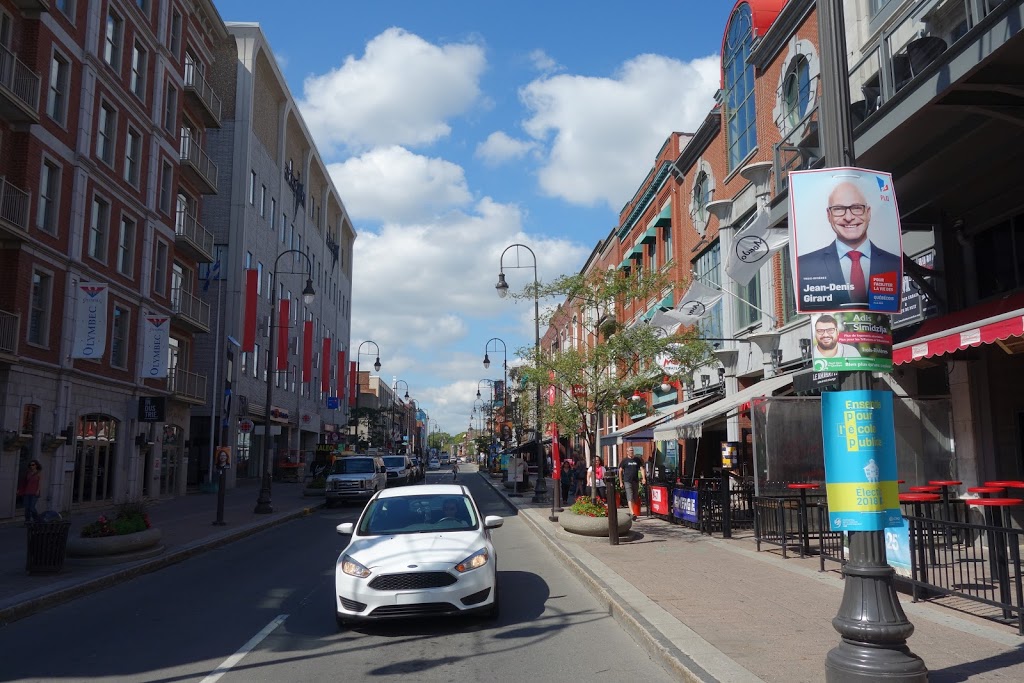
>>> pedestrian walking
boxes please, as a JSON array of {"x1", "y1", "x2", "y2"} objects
[
  {"x1": 17, "y1": 460, "x2": 43, "y2": 524},
  {"x1": 452, "y1": 460, "x2": 459, "y2": 481},
  {"x1": 618, "y1": 451, "x2": 646, "y2": 521},
  {"x1": 560, "y1": 459, "x2": 573, "y2": 504},
  {"x1": 573, "y1": 457, "x2": 587, "y2": 500}
]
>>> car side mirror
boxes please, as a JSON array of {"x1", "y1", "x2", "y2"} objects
[
  {"x1": 336, "y1": 522, "x2": 354, "y2": 535},
  {"x1": 483, "y1": 515, "x2": 504, "y2": 529}
]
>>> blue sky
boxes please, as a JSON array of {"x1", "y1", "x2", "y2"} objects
[{"x1": 214, "y1": 0, "x2": 735, "y2": 434}]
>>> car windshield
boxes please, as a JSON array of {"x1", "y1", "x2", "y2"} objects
[
  {"x1": 331, "y1": 459, "x2": 375, "y2": 474},
  {"x1": 383, "y1": 456, "x2": 406, "y2": 468},
  {"x1": 358, "y1": 495, "x2": 478, "y2": 535}
]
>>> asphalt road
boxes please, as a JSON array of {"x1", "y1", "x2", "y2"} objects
[{"x1": 0, "y1": 468, "x2": 676, "y2": 682}]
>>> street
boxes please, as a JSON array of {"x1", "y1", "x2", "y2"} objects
[{"x1": 0, "y1": 469, "x2": 676, "y2": 682}]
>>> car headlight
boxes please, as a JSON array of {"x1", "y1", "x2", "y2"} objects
[
  {"x1": 454, "y1": 548, "x2": 489, "y2": 573},
  {"x1": 340, "y1": 554, "x2": 371, "y2": 578},
  {"x1": 362, "y1": 479, "x2": 373, "y2": 488}
]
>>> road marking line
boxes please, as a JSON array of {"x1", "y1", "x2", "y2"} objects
[{"x1": 201, "y1": 614, "x2": 288, "y2": 683}]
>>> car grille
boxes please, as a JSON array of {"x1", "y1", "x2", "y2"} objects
[
  {"x1": 331, "y1": 480, "x2": 361, "y2": 491},
  {"x1": 370, "y1": 603, "x2": 457, "y2": 617},
  {"x1": 340, "y1": 596, "x2": 367, "y2": 612},
  {"x1": 368, "y1": 571, "x2": 456, "y2": 591},
  {"x1": 386, "y1": 471, "x2": 398, "y2": 478}
]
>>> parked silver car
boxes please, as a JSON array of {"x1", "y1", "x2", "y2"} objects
[{"x1": 325, "y1": 455, "x2": 387, "y2": 507}]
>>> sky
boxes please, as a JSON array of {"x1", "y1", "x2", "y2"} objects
[{"x1": 214, "y1": 0, "x2": 735, "y2": 435}]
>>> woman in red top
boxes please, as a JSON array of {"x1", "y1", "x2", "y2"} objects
[{"x1": 18, "y1": 460, "x2": 43, "y2": 524}]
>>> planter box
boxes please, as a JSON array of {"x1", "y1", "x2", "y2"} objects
[
  {"x1": 67, "y1": 528, "x2": 162, "y2": 558},
  {"x1": 558, "y1": 509, "x2": 632, "y2": 537}
]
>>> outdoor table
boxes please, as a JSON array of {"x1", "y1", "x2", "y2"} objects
[
  {"x1": 929, "y1": 480, "x2": 963, "y2": 549},
  {"x1": 985, "y1": 481, "x2": 1024, "y2": 499},
  {"x1": 964, "y1": 498, "x2": 1023, "y2": 619},
  {"x1": 968, "y1": 486, "x2": 1004, "y2": 497},
  {"x1": 787, "y1": 483, "x2": 819, "y2": 558},
  {"x1": 899, "y1": 492, "x2": 941, "y2": 584},
  {"x1": 909, "y1": 485, "x2": 941, "y2": 493}
]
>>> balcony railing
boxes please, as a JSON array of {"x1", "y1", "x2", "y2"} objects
[
  {"x1": 773, "y1": 105, "x2": 823, "y2": 194},
  {"x1": 167, "y1": 367, "x2": 207, "y2": 404},
  {"x1": 174, "y1": 208, "x2": 214, "y2": 262},
  {"x1": 183, "y1": 65, "x2": 221, "y2": 127},
  {"x1": 170, "y1": 287, "x2": 211, "y2": 332},
  {"x1": 179, "y1": 136, "x2": 219, "y2": 194},
  {"x1": 0, "y1": 176, "x2": 29, "y2": 237},
  {"x1": 0, "y1": 308, "x2": 19, "y2": 359},
  {"x1": 0, "y1": 44, "x2": 40, "y2": 122}
]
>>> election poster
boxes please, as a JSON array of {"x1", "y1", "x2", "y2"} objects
[{"x1": 810, "y1": 312, "x2": 893, "y2": 373}]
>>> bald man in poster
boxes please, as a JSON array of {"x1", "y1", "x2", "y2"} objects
[{"x1": 796, "y1": 180, "x2": 902, "y2": 311}]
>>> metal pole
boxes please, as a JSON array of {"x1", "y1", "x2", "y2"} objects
[
  {"x1": 818, "y1": 1, "x2": 925, "y2": 679},
  {"x1": 255, "y1": 262, "x2": 279, "y2": 514},
  {"x1": 531, "y1": 260, "x2": 547, "y2": 503},
  {"x1": 206, "y1": 273, "x2": 224, "y2": 485}
]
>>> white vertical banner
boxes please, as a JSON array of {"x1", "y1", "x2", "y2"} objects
[
  {"x1": 71, "y1": 283, "x2": 109, "y2": 359},
  {"x1": 142, "y1": 315, "x2": 170, "y2": 378},
  {"x1": 725, "y1": 209, "x2": 788, "y2": 286}
]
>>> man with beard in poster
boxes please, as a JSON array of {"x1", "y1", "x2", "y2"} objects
[{"x1": 813, "y1": 314, "x2": 862, "y2": 358}]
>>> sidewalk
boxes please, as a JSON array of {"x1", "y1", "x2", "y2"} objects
[
  {"x1": 481, "y1": 472, "x2": 1024, "y2": 683},
  {"x1": 0, "y1": 479, "x2": 321, "y2": 624}
]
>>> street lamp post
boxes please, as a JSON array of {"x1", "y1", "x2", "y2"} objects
[
  {"x1": 392, "y1": 379, "x2": 410, "y2": 453},
  {"x1": 496, "y1": 244, "x2": 546, "y2": 503},
  {"x1": 476, "y1": 379, "x2": 498, "y2": 468},
  {"x1": 255, "y1": 249, "x2": 315, "y2": 514},
  {"x1": 482, "y1": 338, "x2": 508, "y2": 450},
  {"x1": 355, "y1": 340, "x2": 382, "y2": 448}
]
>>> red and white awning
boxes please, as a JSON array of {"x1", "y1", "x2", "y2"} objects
[{"x1": 893, "y1": 292, "x2": 1024, "y2": 365}]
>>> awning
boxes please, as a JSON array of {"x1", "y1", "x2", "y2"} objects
[
  {"x1": 893, "y1": 291, "x2": 1024, "y2": 365},
  {"x1": 654, "y1": 202, "x2": 672, "y2": 228},
  {"x1": 636, "y1": 227, "x2": 657, "y2": 245},
  {"x1": 652, "y1": 373, "x2": 795, "y2": 441},
  {"x1": 599, "y1": 396, "x2": 702, "y2": 446},
  {"x1": 619, "y1": 257, "x2": 632, "y2": 271},
  {"x1": 629, "y1": 245, "x2": 644, "y2": 259}
]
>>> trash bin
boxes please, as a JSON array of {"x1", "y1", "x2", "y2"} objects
[{"x1": 26, "y1": 519, "x2": 72, "y2": 575}]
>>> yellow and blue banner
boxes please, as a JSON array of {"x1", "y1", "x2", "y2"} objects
[{"x1": 822, "y1": 390, "x2": 902, "y2": 531}]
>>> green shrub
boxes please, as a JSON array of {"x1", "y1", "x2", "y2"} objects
[{"x1": 80, "y1": 500, "x2": 152, "y2": 538}]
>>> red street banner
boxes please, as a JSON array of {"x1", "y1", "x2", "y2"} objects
[
  {"x1": 322, "y1": 337, "x2": 331, "y2": 393},
  {"x1": 277, "y1": 298, "x2": 289, "y2": 371},
  {"x1": 337, "y1": 350, "x2": 346, "y2": 404},
  {"x1": 551, "y1": 425, "x2": 560, "y2": 481},
  {"x1": 348, "y1": 360, "x2": 357, "y2": 407},
  {"x1": 242, "y1": 269, "x2": 257, "y2": 352},
  {"x1": 302, "y1": 320, "x2": 313, "y2": 382}
]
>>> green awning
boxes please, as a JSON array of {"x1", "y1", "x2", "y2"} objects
[
  {"x1": 644, "y1": 307, "x2": 657, "y2": 321},
  {"x1": 659, "y1": 292, "x2": 674, "y2": 309},
  {"x1": 619, "y1": 257, "x2": 632, "y2": 271},
  {"x1": 654, "y1": 202, "x2": 672, "y2": 228},
  {"x1": 639, "y1": 227, "x2": 657, "y2": 244},
  {"x1": 629, "y1": 245, "x2": 644, "y2": 259}
]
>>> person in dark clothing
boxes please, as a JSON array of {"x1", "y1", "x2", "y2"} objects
[
  {"x1": 573, "y1": 457, "x2": 587, "y2": 500},
  {"x1": 618, "y1": 453, "x2": 646, "y2": 521},
  {"x1": 560, "y1": 459, "x2": 573, "y2": 504}
]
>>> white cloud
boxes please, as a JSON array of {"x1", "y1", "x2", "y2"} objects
[
  {"x1": 528, "y1": 48, "x2": 560, "y2": 74},
  {"x1": 273, "y1": 50, "x2": 288, "y2": 71},
  {"x1": 520, "y1": 53, "x2": 720, "y2": 209},
  {"x1": 327, "y1": 146, "x2": 472, "y2": 223},
  {"x1": 475, "y1": 131, "x2": 536, "y2": 166},
  {"x1": 298, "y1": 28, "x2": 486, "y2": 154}
]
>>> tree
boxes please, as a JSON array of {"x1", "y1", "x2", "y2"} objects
[{"x1": 510, "y1": 268, "x2": 711, "y2": 500}]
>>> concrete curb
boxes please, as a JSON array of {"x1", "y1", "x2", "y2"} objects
[
  {"x1": 0, "y1": 503, "x2": 321, "y2": 625},
  {"x1": 476, "y1": 472, "x2": 756, "y2": 683}
]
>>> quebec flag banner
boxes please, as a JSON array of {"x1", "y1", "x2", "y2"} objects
[
  {"x1": 142, "y1": 315, "x2": 170, "y2": 378},
  {"x1": 72, "y1": 283, "x2": 109, "y2": 359}
]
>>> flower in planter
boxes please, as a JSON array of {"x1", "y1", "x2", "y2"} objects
[
  {"x1": 568, "y1": 496, "x2": 608, "y2": 518},
  {"x1": 81, "y1": 501, "x2": 152, "y2": 538}
]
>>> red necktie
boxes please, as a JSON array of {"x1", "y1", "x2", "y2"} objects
[{"x1": 848, "y1": 250, "x2": 866, "y2": 303}]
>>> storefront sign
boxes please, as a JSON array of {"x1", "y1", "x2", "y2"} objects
[
  {"x1": 811, "y1": 312, "x2": 893, "y2": 373},
  {"x1": 138, "y1": 397, "x2": 166, "y2": 422},
  {"x1": 789, "y1": 167, "x2": 903, "y2": 314},
  {"x1": 238, "y1": 419, "x2": 254, "y2": 433},
  {"x1": 793, "y1": 369, "x2": 842, "y2": 394},
  {"x1": 822, "y1": 390, "x2": 901, "y2": 531},
  {"x1": 650, "y1": 486, "x2": 669, "y2": 515},
  {"x1": 721, "y1": 441, "x2": 739, "y2": 468},
  {"x1": 672, "y1": 488, "x2": 698, "y2": 523},
  {"x1": 885, "y1": 518, "x2": 912, "y2": 578}
]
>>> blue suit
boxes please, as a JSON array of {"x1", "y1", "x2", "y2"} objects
[{"x1": 797, "y1": 240, "x2": 902, "y2": 311}]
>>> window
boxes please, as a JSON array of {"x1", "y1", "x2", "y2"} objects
[
  {"x1": 257, "y1": 261, "x2": 264, "y2": 295},
  {"x1": 280, "y1": 214, "x2": 287, "y2": 243},
  {"x1": 37, "y1": 159, "x2": 61, "y2": 233},
  {"x1": 103, "y1": 11, "x2": 122, "y2": 69},
  {"x1": 783, "y1": 55, "x2": 811, "y2": 130},
  {"x1": 88, "y1": 196, "x2": 110, "y2": 262},
  {"x1": 130, "y1": 42, "x2": 147, "y2": 98},
  {"x1": 163, "y1": 83, "x2": 177, "y2": 131},
  {"x1": 736, "y1": 272, "x2": 761, "y2": 329},
  {"x1": 270, "y1": 199, "x2": 276, "y2": 230},
  {"x1": 260, "y1": 185, "x2": 267, "y2": 217},
  {"x1": 663, "y1": 225, "x2": 673, "y2": 265},
  {"x1": 724, "y1": 4, "x2": 757, "y2": 170},
  {"x1": 28, "y1": 270, "x2": 52, "y2": 346},
  {"x1": 692, "y1": 242, "x2": 723, "y2": 342},
  {"x1": 254, "y1": 343, "x2": 262, "y2": 379},
  {"x1": 136, "y1": 0, "x2": 149, "y2": 13},
  {"x1": 154, "y1": 240, "x2": 168, "y2": 296},
  {"x1": 124, "y1": 127, "x2": 141, "y2": 185},
  {"x1": 54, "y1": 0, "x2": 74, "y2": 21},
  {"x1": 692, "y1": 172, "x2": 711, "y2": 228},
  {"x1": 245, "y1": 251, "x2": 252, "y2": 269},
  {"x1": 47, "y1": 52, "x2": 69, "y2": 124},
  {"x1": 974, "y1": 212, "x2": 1024, "y2": 298},
  {"x1": 159, "y1": 160, "x2": 173, "y2": 214},
  {"x1": 169, "y1": 10, "x2": 182, "y2": 56},
  {"x1": 249, "y1": 170, "x2": 256, "y2": 204},
  {"x1": 97, "y1": 102, "x2": 116, "y2": 165},
  {"x1": 111, "y1": 306, "x2": 129, "y2": 368},
  {"x1": 647, "y1": 239, "x2": 657, "y2": 271},
  {"x1": 117, "y1": 216, "x2": 136, "y2": 277}
]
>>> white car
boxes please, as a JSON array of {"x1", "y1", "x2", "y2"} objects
[
  {"x1": 428, "y1": 456, "x2": 441, "y2": 470},
  {"x1": 334, "y1": 485, "x2": 502, "y2": 628}
]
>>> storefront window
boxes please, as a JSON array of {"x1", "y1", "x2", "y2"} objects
[
  {"x1": 161, "y1": 425, "x2": 182, "y2": 496},
  {"x1": 75, "y1": 415, "x2": 119, "y2": 503}
]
